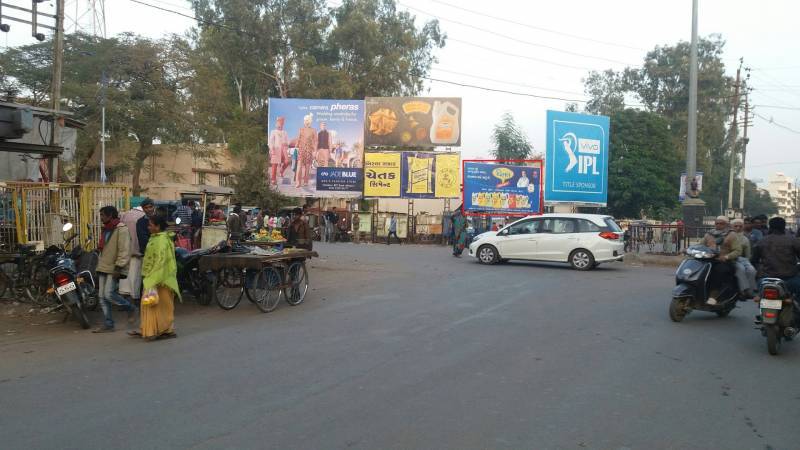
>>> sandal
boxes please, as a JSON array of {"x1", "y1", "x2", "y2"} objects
[
  {"x1": 127, "y1": 330, "x2": 142, "y2": 337},
  {"x1": 158, "y1": 332, "x2": 178, "y2": 340}
]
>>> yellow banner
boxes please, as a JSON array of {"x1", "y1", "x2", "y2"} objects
[
  {"x1": 435, "y1": 153, "x2": 461, "y2": 198},
  {"x1": 406, "y1": 155, "x2": 434, "y2": 195},
  {"x1": 364, "y1": 152, "x2": 402, "y2": 197}
]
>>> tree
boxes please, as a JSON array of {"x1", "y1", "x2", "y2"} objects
[
  {"x1": 733, "y1": 179, "x2": 778, "y2": 218},
  {"x1": 230, "y1": 150, "x2": 291, "y2": 211},
  {"x1": 582, "y1": 35, "x2": 738, "y2": 213},
  {"x1": 490, "y1": 112, "x2": 532, "y2": 161},
  {"x1": 606, "y1": 109, "x2": 681, "y2": 219}
]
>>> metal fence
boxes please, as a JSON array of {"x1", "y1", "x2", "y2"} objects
[
  {"x1": 0, "y1": 182, "x2": 130, "y2": 252},
  {"x1": 626, "y1": 223, "x2": 715, "y2": 256}
]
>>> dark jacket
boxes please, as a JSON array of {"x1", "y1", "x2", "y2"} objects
[
  {"x1": 287, "y1": 218, "x2": 312, "y2": 250},
  {"x1": 751, "y1": 233, "x2": 800, "y2": 279},
  {"x1": 136, "y1": 215, "x2": 151, "y2": 255},
  {"x1": 227, "y1": 212, "x2": 243, "y2": 241}
]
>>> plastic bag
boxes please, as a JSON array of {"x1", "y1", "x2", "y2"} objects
[{"x1": 141, "y1": 288, "x2": 160, "y2": 307}]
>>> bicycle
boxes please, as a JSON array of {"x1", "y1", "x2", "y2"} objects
[{"x1": 0, "y1": 243, "x2": 51, "y2": 305}]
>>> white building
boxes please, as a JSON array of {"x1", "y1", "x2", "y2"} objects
[{"x1": 766, "y1": 172, "x2": 798, "y2": 218}]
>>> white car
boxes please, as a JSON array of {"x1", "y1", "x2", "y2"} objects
[{"x1": 468, "y1": 213, "x2": 624, "y2": 270}]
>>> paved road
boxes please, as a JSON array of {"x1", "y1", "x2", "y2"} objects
[{"x1": 2, "y1": 243, "x2": 799, "y2": 449}]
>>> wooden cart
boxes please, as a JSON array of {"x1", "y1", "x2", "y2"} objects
[{"x1": 198, "y1": 250, "x2": 317, "y2": 313}]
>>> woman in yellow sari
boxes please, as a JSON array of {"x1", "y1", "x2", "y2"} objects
[{"x1": 129, "y1": 214, "x2": 181, "y2": 341}]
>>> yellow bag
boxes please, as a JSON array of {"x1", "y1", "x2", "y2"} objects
[{"x1": 141, "y1": 288, "x2": 160, "y2": 307}]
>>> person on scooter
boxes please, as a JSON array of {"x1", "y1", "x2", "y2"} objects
[
  {"x1": 702, "y1": 216, "x2": 742, "y2": 305},
  {"x1": 750, "y1": 217, "x2": 800, "y2": 301},
  {"x1": 731, "y1": 218, "x2": 757, "y2": 299}
]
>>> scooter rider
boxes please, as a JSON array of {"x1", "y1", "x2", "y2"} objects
[
  {"x1": 702, "y1": 216, "x2": 742, "y2": 305},
  {"x1": 750, "y1": 217, "x2": 800, "y2": 301}
]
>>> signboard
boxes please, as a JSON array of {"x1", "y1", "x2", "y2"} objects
[
  {"x1": 364, "y1": 152, "x2": 402, "y2": 197},
  {"x1": 365, "y1": 151, "x2": 461, "y2": 198},
  {"x1": 316, "y1": 167, "x2": 364, "y2": 192},
  {"x1": 679, "y1": 171, "x2": 704, "y2": 201},
  {"x1": 545, "y1": 110, "x2": 609, "y2": 205},
  {"x1": 364, "y1": 97, "x2": 462, "y2": 147},
  {"x1": 463, "y1": 161, "x2": 542, "y2": 216},
  {"x1": 267, "y1": 98, "x2": 364, "y2": 198}
]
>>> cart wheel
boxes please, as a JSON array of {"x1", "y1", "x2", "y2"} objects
[
  {"x1": 248, "y1": 267, "x2": 283, "y2": 313},
  {"x1": 214, "y1": 268, "x2": 244, "y2": 310},
  {"x1": 284, "y1": 261, "x2": 309, "y2": 306}
]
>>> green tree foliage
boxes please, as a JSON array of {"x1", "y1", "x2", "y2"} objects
[
  {"x1": 583, "y1": 35, "x2": 740, "y2": 214},
  {"x1": 607, "y1": 109, "x2": 681, "y2": 219},
  {"x1": 229, "y1": 150, "x2": 291, "y2": 211},
  {"x1": 732, "y1": 179, "x2": 779, "y2": 218},
  {"x1": 490, "y1": 112, "x2": 532, "y2": 161}
]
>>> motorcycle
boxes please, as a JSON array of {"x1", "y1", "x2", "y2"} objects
[
  {"x1": 756, "y1": 278, "x2": 797, "y2": 355},
  {"x1": 175, "y1": 240, "x2": 234, "y2": 305},
  {"x1": 670, "y1": 245, "x2": 741, "y2": 322},
  {"x1": 43, "y1": 223, "x2": 97, "y2": 329}
]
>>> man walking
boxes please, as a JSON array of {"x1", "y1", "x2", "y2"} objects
[
  {"x1": 120, "y1": 201, "x2": 145, "y2": 306},
  {"x1": 352, "y1": 211, "x2": 360, "y2": 244},
  {"x1": 93, "y1": 206, "x2": 135, "y2": 333},
  {"x1": 387, "y1": 213, "x2": 400, "y2": 245}
]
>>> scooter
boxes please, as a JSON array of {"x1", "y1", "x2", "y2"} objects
[
  {"x1": 670, "y1": 245, "x2": 741, "y2": 322},
  {"x1": 42, "y1": 223, "x2": 97, "y2": 329},
  {"x1": 755, "y1": 278, "x2": 797, "y2": 355}
]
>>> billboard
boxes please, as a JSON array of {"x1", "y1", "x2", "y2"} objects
[
  {"x1": 545, "y1": 110, "x2": 609, "y2": 205},
  {"x1": 364, "y1": 97, "x2": 462, "y2": 147},
  {"x1": 463, "y1": 161, "x2": 542, "y2": 216},
  {"x1": 679, "y1": 171, "x2": 704, "y2": 201},
  {"x1": 364, "y1": 151, "x2": 461, "y2": 198},
  {"x1": 267, "y1": 98, "x2": 364, "y2": 198},
  {"x1": 364, "y1": 152, "x2": 402, "y2": 197}
]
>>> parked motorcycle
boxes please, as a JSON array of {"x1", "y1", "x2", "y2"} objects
[
  {"x1": 670, "y1": 245, "x2": 740, "y2": 322},
  {"x1": 175, "y1": 240, "x2": 233, "y2": 305},
  {"x1": 42, "y1": 223, "x2": 97, "y2": 329},
  {"x1": 756, "y1": 278, "x2": 797, "y2": 355}
]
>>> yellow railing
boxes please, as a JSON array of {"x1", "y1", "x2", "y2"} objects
[{"x1": 0, "y1": 182, "x2": 130, "y2": 251}]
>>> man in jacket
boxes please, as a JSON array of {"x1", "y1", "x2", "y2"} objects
[
  {"x1": 731, "y1": 218, "x2": 757, "y2": 298},
  {"x1": 702, "y1": 216, "x2": 742, "y2": 305},
  {"x1": 227, "y1": 204, "x2": 244, "y2": 243},
  {"x1": 751, "y1": 217, "x2": 800, "y2": 298},
  {"x1": 119, "y1": 201, "x2": 146, "y2": 305},
  {"x1": 93, "y1": 205, "x2": 135, "y2": 333}
]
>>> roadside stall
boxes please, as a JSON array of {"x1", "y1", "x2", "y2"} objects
[
  {"x1": 198, "y1": 247, "x2": 317, "y2": 313},
  {"x1": 199, "y1": 191, "x2": 233, "y2": 249}
]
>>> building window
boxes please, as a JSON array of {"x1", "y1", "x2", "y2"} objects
[
  {"x1": 196, "y1": 172, "x2": 206, "y2": 185},
  {"x1": 219, "y1": 174, "x2": 232, "y2": 186}
]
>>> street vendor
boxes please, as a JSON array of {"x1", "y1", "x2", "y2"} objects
[
  {"x1": 227, "y1": 204, "x2": 244, "y2": 243},
  {"x1": 287, "y1": 207, "x2": 312, "y2": 250}
]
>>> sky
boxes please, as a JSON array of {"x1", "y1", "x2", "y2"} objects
[{"x1": 4, "y1": 0, "x2": 799, "y2": 188}]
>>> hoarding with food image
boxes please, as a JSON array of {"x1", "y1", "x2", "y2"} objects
[
  {"x1": 364, "y1": 97, "x2": 462, "y2": 147},
  {"x1": 463, "y1": 160, "x2": 543, "y2": 216}
]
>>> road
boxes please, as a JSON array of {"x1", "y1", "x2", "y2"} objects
[{"x1": 2, "y1": 243, "x2": 799, "y2": 449}]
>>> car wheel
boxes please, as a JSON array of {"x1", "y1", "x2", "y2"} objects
[
  {"x1": 569, "y1": 249, "x2": 595, "y2": 271},
  {"x1": 477, "y1": 245, "x2": 499, "y2": 265}
]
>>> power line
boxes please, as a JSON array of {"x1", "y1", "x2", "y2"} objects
[
  {"x1": 126, "y1": 0, "x2": 241, "y2": 32},
  {"x1": 397, "y1": 1, "x2": 638, "y2": 67},
  {"x1": 752, "y1": 104, "x2": 800, "y2": 111},
  {"x1": 430, "y1": 0, "x2": 646, "y2": 52},
  {"x1": 447, "y1": 37, "x2": 596, "y2": 71},
  {"x1": 430, "y1": 67, "x2": 587, "y2": 96},
  {"x1": 754, "y1": 112, "x2": 800, "y2": 135}
]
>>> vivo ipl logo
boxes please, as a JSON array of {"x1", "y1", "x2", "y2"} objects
[{"x1": 559, "y1": 132, "x2": 601, "y2": 175}]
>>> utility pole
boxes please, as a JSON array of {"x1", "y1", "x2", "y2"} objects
[
  {"x1": 738, "y1": 94, "x2": 750, "y2": 211},
  {"x1": 48, "y1": 0, "x2": 65, "y2": 181},
  {"x1": 726, "y1": 60, "x2": 743, "y2": 211}
]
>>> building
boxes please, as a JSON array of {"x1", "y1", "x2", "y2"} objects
[
  {"x1": 766, "y1": 172, "x2": 798, "y2": 218},
  {"x1": 85, "y1": 143, "x2": 242, "y2": 200}
]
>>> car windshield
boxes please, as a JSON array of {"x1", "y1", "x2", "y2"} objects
[{"x1": 604, "y1": 218, "x2": 622, "y2": 232}]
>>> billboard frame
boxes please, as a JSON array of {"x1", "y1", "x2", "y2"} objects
[{"x1": 461, "y1": 159, "x2": 544, "y2": 217}]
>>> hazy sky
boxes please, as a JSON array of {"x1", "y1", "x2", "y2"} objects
[{"x1": 4, "y1": 0, "x2": 799, "y2": 187}]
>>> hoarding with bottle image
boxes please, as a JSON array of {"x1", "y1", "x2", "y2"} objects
[
  {"x1": 364, "y1": 97, "x2": 462, "y2": 147},
  {"x1": 462, "y1": 160, "x2": 543, "y2": 216},
  {"x1": 400, "y1": 152, "x2": 461, "y2": 199}
]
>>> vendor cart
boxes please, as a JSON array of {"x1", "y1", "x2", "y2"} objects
[{"x1": 198, "y1": 249, "x2": 317, "y2": 313}]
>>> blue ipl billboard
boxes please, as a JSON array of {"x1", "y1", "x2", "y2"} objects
[{"x1": 545, "y1": 110, "x2": 609, "y2": 205}]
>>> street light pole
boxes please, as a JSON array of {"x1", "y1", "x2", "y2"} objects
[{"x1": 682, "y1": 0, "x2": 706, "y2": 233}]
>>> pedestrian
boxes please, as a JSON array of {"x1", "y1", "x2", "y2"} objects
[
  {"x1": 329, "y1": 207, "x2": 339, "y2": 242},
  {"x1": 227, "y1": 204, "x2": 244, "y2": 243},
  {"x1": 130, "y1": 214, "x2": 179, "y2": 341},
  {"x1": 387, "y1": 213, "x2": 400, "y2": 245},
  {"x1": 287, "y1": 207, "x2": 312, "y2": 250},
  {"x1": 120, "y1": 200, "x2": 146, "y2": 306},
  {"x1": 744, "y1": 217, "x2": 763, "y2": 247},
  {"x1": 452, "y1": 208, "x2": 467, "y2": 257},
  {"x1": 93, "y1": 205, "x2": 135, "y2": 333},
  {"x1": 338, "y1": 214, "x2": 348, "y2": 241},
  {"x1": 352, "y1": 211, "x2": 360, "y2": 244}
]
